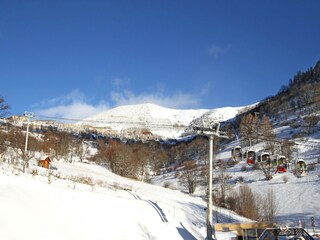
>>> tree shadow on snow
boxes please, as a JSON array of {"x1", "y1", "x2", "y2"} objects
[
  {"x1": 176, "y1": 222, "x2": 197, "y2": 240},
  {"x1": 277, "y1": 212, "x2": 319, "y2": 228}
]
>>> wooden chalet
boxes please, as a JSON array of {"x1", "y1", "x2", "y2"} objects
[{"x1": 38, "y1": 157, "x2": 51, "y2": 169}]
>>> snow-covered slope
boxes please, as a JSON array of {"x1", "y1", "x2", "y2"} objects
[
  {"x1": 77, "y1": 103, "x2": 247, "y2": 139},
  {"x1": 1, "y1": 106, "x2": 319, "y2": 239},
  {"x1": 212, "y1": 130, "x2": 320, "y2": 230},
  {"x1": 151, "y1": 135, "x2": 320, "y2": 235},
  {"x1": 0, "y1": 161, "x2": 250, "y2": 240}
]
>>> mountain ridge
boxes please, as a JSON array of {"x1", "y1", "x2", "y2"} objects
[{"x1": 77, "y1": 103, "x2": 249, "y2": 139}]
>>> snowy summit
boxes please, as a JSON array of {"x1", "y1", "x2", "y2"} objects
[{"x1": 77, "y1": 103, "x2": 247, "y2": 139}]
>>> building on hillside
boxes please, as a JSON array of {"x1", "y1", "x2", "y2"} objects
[
  {"x1": 6, "y1": 115, "x2": 28, "y2": 125},
  {"x1": 38, "y1": 157, "x2": 51, "y2": 169},
  {"x1": 214, "y1": 222, "x2": 273, "y2": 240}
]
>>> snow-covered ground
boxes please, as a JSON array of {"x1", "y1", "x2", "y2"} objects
[
  {"x1": 1, "y1": 104, "x2": 319, "y2": 239},
  {"x1": 0, "y1": 161, "x2": 251, "y2": 240},
  {"x1": 1, "y1": 146, "x2": 319, "y2": 240},
  {"x1": 216, "y1": 135, "x2": 320, "y2": 232},
  {"x1": 150, "y1": 134, "x2": 320, "y2": 238}
]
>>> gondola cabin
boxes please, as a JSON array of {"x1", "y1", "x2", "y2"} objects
[
  {"x1": 231, "y1": 146, "x2": 242, "y2": 161},
  {"x1": 295, "y1": 159, "x2": 307, "y2": 177},
  {"x1": 274, "y1": 155, "x2": 287, "y2": 173},
  {"x1": 245, "y1": 150, "x2": 256, "y2": 165},
  {"x1": 257, "y1": 151, "x2": 271, "y2": 164}
]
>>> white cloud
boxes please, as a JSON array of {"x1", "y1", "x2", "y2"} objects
[
  {"x1": 111, "y1": 90, "x2": 201, "y2": 109},
  {"x1": 32, "y1": 89, "x2": 88, "y2": 109},
  {"x1": 208, "y1": 44, "x2": 233, "y2": 58},
  {"x1": 34, "y1": 87, "x2": 203, "y2": 120},
  {"x1": 37, "y1": 102, "x2": 110, "y2": 120},
  {"x1": 34, "y1": 90, "x2": 110, "y2": 120},
  {"x1": 199, "y1": 82, "x2": 212, "y2": 96}
]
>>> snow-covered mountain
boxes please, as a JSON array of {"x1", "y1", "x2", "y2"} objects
[
  {"x1": 1, "y1": 105, "x2": 320, "y2": 239},
  {"x1": 77, "y1": 103, "x2": 249, "y2": 139}
]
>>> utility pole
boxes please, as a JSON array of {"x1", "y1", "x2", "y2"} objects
[
  {"x1": 24, "y1": 112, "x2": 35, "y2": 152},
  {"x1": 193, "y1": 122, "x2": 228, "y2": 240},
  {"x1": 23, "y1": 111, "x2": 35, "y2": 172}
]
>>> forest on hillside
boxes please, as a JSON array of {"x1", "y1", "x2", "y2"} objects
[
  {"x1": 228, "y1": 60, "x2": 320, "y2": 136},
  {"x1": 264, "y1": 60, "x2": 320, "y2": 116}
]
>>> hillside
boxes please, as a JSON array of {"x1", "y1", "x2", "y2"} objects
[
  {"x1": 0, "y1": 161, "x2": 251, "y2": 240},
  {"x1": 77, "y1": 103, "x2": 247, "y2": 139},
  {"x1": 1, "y1": 129, "x2": 320, "y2": 239},
  {"x1": 232, "y1": 60, "x2": 320, "y2": 130},
  {"x1": 150, "y1": 124, "x2": 320, "y2": 236},
  {"x1": 217, "y1": 133, "x2": 320, "y2": 228}
]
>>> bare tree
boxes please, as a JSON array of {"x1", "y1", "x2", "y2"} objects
[
  {"x1": 0, "y1": 96, "x2": 10, "y2": 117},
  {"x1": 0, "y1": 130, "x2": 7, "y2": 159},
  {"x1": 212, "y1": 165, "x2": 231, "y2": 208},
  {"x1": 179, "y1": 160, "x2": 199, "y2": 194},
  {"x1": 44, "y1": 131, "x2": 73, "y2": 161},
  {"x1": 303, "y1": 115, "x2": 320, "y2": 134},
  {"x1": 7, "y1": 129, "x2": 35, "y2": 172},
  {"x1": 258, "y1": 161, "x2": 273, "y2": 180},
  {"x1": 281, "y1": 139, "x2": 294, "y2": 163},
  {"x1": 102, "y1": 140, "x2": 136, "y2": 178},
  {"x1": 131, "y1": 143, "x2": 149, "y2": 180},
  {"x1": 149, "y1": 147, "x2": 169, "y2": 174},
  {"x1": 235, "y1": 184, "x2": 260, "y2": 221},
  {"x1": 260, "y1": 115, "x2": 276, "y2": 153},
  {"x1": 240, "y1": 113, "x2": 259, "y2": 146},
  {"x1": 113, "y1": 143, "x2": 135, "y2": 177},
  {"x1": 74, "y1": 139, "x2": 90, "y2": 163},
  {"x1": 260, "y1": 188, "x2": 278, "y2": 224}
]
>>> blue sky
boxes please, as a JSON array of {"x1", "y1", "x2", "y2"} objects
[{"x1": 1, "y1": 0, "x2": 320, "y2": 119}]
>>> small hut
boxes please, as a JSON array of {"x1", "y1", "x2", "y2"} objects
[
  {"x1": 38, "y1": 157, "x2": 51, "y2": 169},
  {"x1": 214, "y1": 222, "x2": 273, "y2": 239}
]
